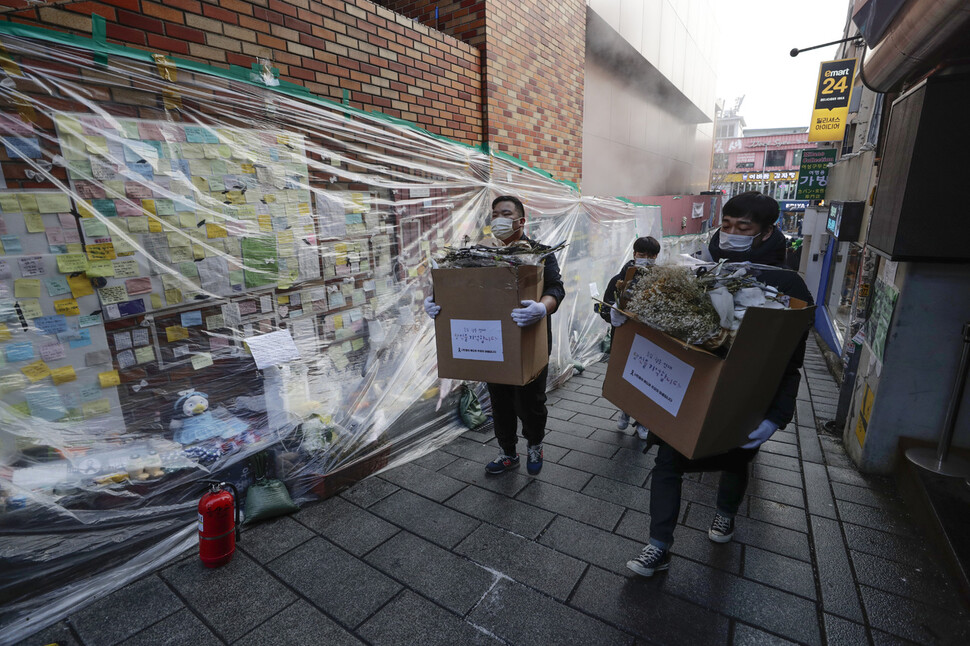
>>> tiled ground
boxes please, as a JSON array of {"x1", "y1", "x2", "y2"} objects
[{"x1": 17, "y1": 339, "x2": 970, "y2": 646}]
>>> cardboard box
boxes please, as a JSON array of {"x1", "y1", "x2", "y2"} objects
[
  {"x1": 603, "y1": 301, "x2": 815, "y2": 459},
  {"x1": 432, "y1": 265, "x2": 547, "y2": 386}
]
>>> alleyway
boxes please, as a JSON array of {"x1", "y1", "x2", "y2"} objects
[{"x1": 20, "y1": 339, "x2": 970, "y2": 646}]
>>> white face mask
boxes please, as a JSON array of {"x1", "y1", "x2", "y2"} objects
[
  {"x1": 490, "y1": 217, "x2": 516, "y2": 239},
  {"x1": 719, "y1": 231, "x2": 756, "y2": 252},
  {"x1": 634, "y1": 258, "x2": 654, "y2": 267}
]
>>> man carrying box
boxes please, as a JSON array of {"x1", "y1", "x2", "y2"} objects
[
  {"x1": 616, "y1": 191, "x2": 814, "y2": 577},
  {"x1": 424, "y1": 195, "x2": 565, "y2": 476}
]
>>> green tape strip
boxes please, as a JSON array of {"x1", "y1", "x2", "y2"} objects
[{"x1": 91, "y1": 14, "x2": 107, "y2": 67}]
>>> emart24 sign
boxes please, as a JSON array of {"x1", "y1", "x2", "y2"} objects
[{"x1": 808, "y1": 58, "x2": 856, "y2": 142}]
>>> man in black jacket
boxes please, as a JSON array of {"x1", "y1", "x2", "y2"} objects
[
  {"x1": 623, "y1": 191, "x2": 814, "y2": 577},
  {"x1": 424, "y1": 196, "x2": 565, "y2": 476}
]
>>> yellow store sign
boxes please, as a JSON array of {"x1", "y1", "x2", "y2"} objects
[{"x1": 808, "y1": 58, "x2": 857, "y2": 142}]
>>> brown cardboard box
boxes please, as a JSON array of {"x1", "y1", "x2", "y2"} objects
[
  {"x1": 432, "y1": 265, "x2": 547, "y2": 386},
  {"x1": 602, "y1": 300, "x2": 815, "y2": 459}
]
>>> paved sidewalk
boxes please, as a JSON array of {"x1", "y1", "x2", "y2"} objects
[{"x1": 19, "y1": 339, "x2": 970, "y2": 646}]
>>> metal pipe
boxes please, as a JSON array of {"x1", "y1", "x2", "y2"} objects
[
  {"x1": 937, "y1": 322, "x2": 970, "y2": 464},
  {"x1": 862, "y1": 0, "x2": 970, "y2": 93}
]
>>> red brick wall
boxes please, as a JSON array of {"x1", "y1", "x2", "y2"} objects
[
  {"x1": 377, "y1": 1, "x2": 486, "y2": 47},
  {"x1": 0, "y1": 0, "x2": 483, "y2": 145},
  {"x1": 483, "y1": 0, "x2": 584, "y2": 184}
]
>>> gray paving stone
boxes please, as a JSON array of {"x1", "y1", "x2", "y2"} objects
[
  {"x1": 71, "y1": 575, "x2": 183, "y2": 646},
  {"x1": 747, "y1": 498, "x2": 809, "y2": 534},
  {"x1": 753, "y1": 450, "x2": 801, "y2": 473},
  {"x1": 836, "y1": 499, "x2": 914, "y2": 537},
  {"x1": 831, "y1": 480, "x2": 900, "y2": 510},
  {"x1": 746, "y1": 477, "x2": 805, "y2": 508},
  {"x1": 796, "y1": 400, "x2": 816, "y2": 429},
  {"x1": 455, "y1": 524, "x2": 586, "y2": 600},
  {"x1": 588, "y1": 427, "x2": 643, "y2": 451},
  {"x1": 658, "y1": 557, "x2": 821, "y2": 645},
  {"x1": 544, "y1": 430, "x2": 619, "y2": 458},
  {"x1": 580, "y1": 474, "x2": 651, "y2": 509},
  {"x1": 410, "y1": 448, "x2": 460, "y2": 472},
  {"x1": 733, "y1": 622, "x2": 800, "y2": 645},
  {"x1": 124, "y1": 608, "x2": 221, "y2": 646},
  {"x1": 369, "y1": 489, "x2": 480, "y2": 549},
  {"x1": 296, "y1": 496, "x2": 400, "y2": 556},
  {"x1": 468, "y1": 578, "x2": 630, "y2": 646},
  {"x1": 610, "y1": 445, "x2": 655, "y2": 469},
  {"x1": 441, "y1": 436, "x2": 504, "y2": 463},
  {"x1": 797, "y1": 424, "x2": 825, "y2": 464},
  {"x1": 759, "y1": 439, "x2": 799, "y2": 458},
  {"x1": 444, "y1": 484, "x2": 554, "y2": 539},
  {"x1": 819, "y1": 436, "x2": 857, "y2": 470},
  {"x1": 572, "y1": 565, "x2": 730, "y2": 645},
  {"x1": 803, "y1": 461, "x2": 837, "y2": 519},
  {"x1": 554, "y1": 396, "x2": 617, "y2": 418},
  {"x1": 685, "y1": 503, "x2": 811, "y2": 562},
  {"x1": 160, "y1": 551, "x2": 295, "y2": 642},
  {"x1": 546, "y1": 405, "x2": 578, "y2": 421},
  {"x1": 12, "y1": 621, "x2": 80, "y2": 646},
  {"x1": 842, "y1": 523, "x2": 935, "y2": 570},
  {"x1": 826, "y1": 464, "x2": 875, "y2": 488},
  {"x1": 238, "y1": 514, "x2": 315, "y2": 563},
  {"x1": 742, "y1": 545, "x2": 816, "y2": 600},
  {"x1": 552, "y1": 388, "x2": 599, "y2": 404},
  {"x1": 823, "y1": 613, "x2": 869, "y2": 646},
  {"x1": 614, "y1": 507, "x2": 652, "y2": 542},
  {"x1": 672, "y1": 524, "x2": 744, "y2": 574},
  {"x1": 544, "y1": 416, "x2": 598, "y2": 438},
  {"x1": 860, "y1": 584, "x2": 970, "y2": 644},
  {"x1": 850, "y1": 549, "x2": 963, "y2": 612},
  {"x1": 558, "y1": 449, "x2": 649, "y2": 485},
  {"x1": 540, "y1": 441, "x2": 570, "y2": 463},
  {"x1": 811, "y1": 514, "x2": 864, "y2": 622},
  {"x1": 234, "y1": 600, "x2": 364, "y2": 646},
  {"x1": 577, "y1": 384, "x2": 603, "y2": 396},
  {"x1": 770, "y1": 428, "x2": 799, "y2": 445},
  {"x1": 539, "y1": 515, "x2": 642, "y2": 575},
  {"x1": 358, "y1": 591, "x2": 502, "y2": 646},
  {"x1": 365, "y1": 531, "x2": 496, "y2": 615},
  {"x1": 339, "y1": 475, "x2": 400, "y2": 508},
  {"x1": 568, "y1": 412, "x2": 622, "y2": 433},
  {"x1": 515, "y1": 480, "x2": 624, "y2": 530},
  {"x1": 531, "y1": 459, "x2": 593, "y2": 491},
  {"x1": 751, "y1": 463, "x2": 803, "y2": 489},
  {"x1": 439, "y1": 457, "x2": 534, "y2": 497},
  {"x1": 266, "y1": 537, "x2": 400, "y2": 628},
  {"x1": 378, "y1": 462, "x2": 467, "y2": 501},
  {"x1": 870, "y1": 629, "x2": 924, "y2": 646}
]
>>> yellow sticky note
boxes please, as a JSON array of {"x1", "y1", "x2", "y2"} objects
[
  {"x1": 258, "y1": 214, "x2": 273, "y2": 232},
  {"x1": 56, "y1": 254, "x2": 89, "y2": 273},
  {"x1": 82, "y1": 398, "x2": 111, "y2": 418},
  {"x1": 0, "y1": 323, "x2": 10, "y2": 341},
  {"x1": 24, "y1": 213, "x2": 46, "y2": 233},
  {"x1": 35, "y1": 193, "x2": 72, "y2": 213},
  {"x1": 53, "y1": 298, "x2": 80, "y2": 316},
  {"x1": 151, "y1": 293, "x2": 163, "y2": 309},
  {"x1": 166, "y1": 325, "x2": 189, "y2": 342},
  {"x1": 0, "y1": 194, "x2": 20, "y2": 212},
  {"x1": 17, "y1": 193, "x2": 39, "y2": 213},
  {"x1": 148, "y1": 217, "x2": 163, "y2": 233},
  {"x1": 141, "y1": 199, "x2": 157, "y2": 215},
  {"x1": 86, "y1": 259, "x2": 115, "y2": 277},
  {"x1": 206, "y1": 223, "x2": 227, "y2": 238},
  {"x1": 51, "y1": 365, "x2": 77, "y2": 385},
  {"x1": 14, "y1": 279, "x2": 41, "y2": 298},
  {"x1": 21, "y1": 360, "x2": 51, "y2": 382},
  {"x1": 66, "y1": 243, "x2": 84, "y2": 254},
  {"x1": 98, "y1": 370, "x2": 120, "y2": 388},
  {"x1": 76, "y1": 200, "x2": 97, "y2": 219},
  {"x1": 67, "y1": 273, "x2": 95, "y2": 298},
  {"x1": 277, "y1": 295, "x2": 290, "y2": 305},
  {"x1": 19, "y1": 299, "x2": 43, "y2": 319},
  {"x1": 86, "y1": 242, "x2": 116, "y2": 261}
]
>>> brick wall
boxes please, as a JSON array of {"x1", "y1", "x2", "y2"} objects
[
  {"x1": 0, "y1": 0, "x2": 483, "y2": 145},
  {"x1": 377, "y1": 1, "x2": 486, "y2": 47}
]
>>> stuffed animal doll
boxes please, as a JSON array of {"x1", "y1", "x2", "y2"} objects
[{"x1": 170, "y1": 390, "x2": 248, "y2": 445}]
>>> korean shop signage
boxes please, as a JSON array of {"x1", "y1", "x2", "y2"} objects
[
  {"x1": 795, "y1": 148, "x2": 837, "y2": 200},
  {"x1": 808, "y1": 58, "x2": 857, "y2": 142}
]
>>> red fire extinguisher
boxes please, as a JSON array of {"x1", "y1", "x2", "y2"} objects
[{"x1": 198, "y1": 481, "x2": 240, "y2": 568}]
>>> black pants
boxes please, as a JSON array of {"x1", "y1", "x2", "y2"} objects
[
  {"x1": 486, "y1": 364, "x2": 549, "y2": 455},
  {"x1": 649, "y1": 440, "x2": 758, "y2": 548}
]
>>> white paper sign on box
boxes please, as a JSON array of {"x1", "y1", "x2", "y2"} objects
[
  {"x1": 450, "y1": 319, "x2": 504, "y2": 362},
  {"x1": 245, "y1": 329, "x2": 302, "y2": 370},
  {"x1": 622, "y1": 333, "x2": 694, "y2": 416}
]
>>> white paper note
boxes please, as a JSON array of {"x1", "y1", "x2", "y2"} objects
[
  {"x1": 244, "y1": 329, "x2": 301, "y2": 369},
  {"x1": 622, "y1": 333, "x2": 694, "y2": 416},
  {"x1": 450, "y1": 319, "x2": 504, "y2": 362}
]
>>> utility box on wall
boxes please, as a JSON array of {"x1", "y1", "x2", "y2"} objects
[{"x1": 868, "y1": 74, "x2": 970, "y2": 261}]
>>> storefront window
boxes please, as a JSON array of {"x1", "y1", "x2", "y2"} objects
[
  {"x1": 765, "y1": 150, "x2": 787, "y2": 167},
  {"x1": 825, "y1": 241, "x2": 864, "y2": 345}
]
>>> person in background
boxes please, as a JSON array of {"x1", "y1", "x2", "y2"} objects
[
  {"x1": 620, "y1": 191, "x2": 813, "y2": 577},
  {"x1": 596, "y1": 236, "x2": 660, "y2": 439},
  {"x1": 423, "y1": 195, "x2": 565, "y2": 476}
]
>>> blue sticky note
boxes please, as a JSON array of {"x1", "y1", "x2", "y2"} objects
[
  {"x1": 25, "y1": 385, "x2": 67, "y2": 422},
  {"x1": 184, "y1": 126, "x2": 205, "y2": 143},
  {"x1": 4, "y1": 137, "x2": 43, "y2": 160},
  {"x1": 1, "y1": 235, "x2": 22, "y2": 253},
  {"x1": 173, "y1": 195, "x2": 195, "y2": 212},
  {"x1": 34, "y1": 315, "x2": 68, "y2": 335},
  {"x1": 126, "y1": 161, "x2": 154, "y2": 180},
  {"x1": 171, "y1": 159, "x2": 190, "y2": 176},
  {"x1": 91, "y1": 198, "x2": 118, "y2": 217},
  {"x1": 44, "y1": 277, "x2": 71, "y2": 296},
  {"x1": 68, "y1": 328, "x2": 92, "y2": 349},
  {"x1": 49, "y1": 245, "x2": 68, "y2": 255},
  {"x1": 180, "y1": 310, "x2": 203, "y2": 327},
  {"x1": 5, "y1": 342, "x2": 34, "y2": 362},
  {"x1": 117, "y1": 298, "x2": 146, "y2": 318}
]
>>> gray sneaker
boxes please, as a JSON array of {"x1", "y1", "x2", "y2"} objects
[
  {"x1": 626, "y1": 544, "x2": 670, "y2": 577},
  {"x1": 708, "y1": 512, "x2": 735, "y2": 543},
  {"x1": 616, "y1": 412, "x2": 630, "y2": 430}
]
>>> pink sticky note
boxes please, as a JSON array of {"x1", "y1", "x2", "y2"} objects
[{"x1": 125, "y1": 277, "x2": 153, "y2": 295}]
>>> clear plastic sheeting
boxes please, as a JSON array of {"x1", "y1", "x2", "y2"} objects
[{"x1": 0, "y1": 26, "x2": 667, "y2": 642}]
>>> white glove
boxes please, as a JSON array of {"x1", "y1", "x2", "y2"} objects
[
  {"x1": 742, "y1": 419, "x2": 779, "y2": 449},
  {"x1": 510, "y1": 300, "x2": 547, "y2": 327},
  {"x1": 423, "y1": 296, "x2": 441, "y2": 319},
  {"x1": 610, "y1": 308, "x2": 628, "y2": 327}
]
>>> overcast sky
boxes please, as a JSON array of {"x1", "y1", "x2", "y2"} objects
[{"x1": 713, "y1": 0, "x2": 853, "y2": 129}]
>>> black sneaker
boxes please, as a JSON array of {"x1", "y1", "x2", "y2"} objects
[
  {"x1": 626, "y1": 544, "x2": 670, "y2": 577},
  {"x1": 526, "y1": 444, "x2": 543, "y2": 475},
  {"x1": 708, "y1": 512, "x2": 735, "y2": 543},
  {"x1": 485, "y1": 453, "x2": 519, "y2": 474}
]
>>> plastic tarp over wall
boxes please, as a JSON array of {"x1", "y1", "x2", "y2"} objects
[{"x1": 0, "y1": 25, "x2": 662, "y2": 641}]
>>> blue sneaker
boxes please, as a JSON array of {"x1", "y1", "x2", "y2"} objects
[
  {"x1": 527, "y1": 444, "x2": 543, "y2": 475},
  {"x1": 485, "y1": 453, "x2": 519, "y2": 474}
]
